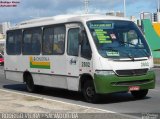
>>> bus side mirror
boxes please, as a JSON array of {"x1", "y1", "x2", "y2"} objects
[
  {"x1": 81, "y1": 47, "x2": 92, "y2": 60},
  {"x1": 78, "y1": 28, "x2": 85, "y2": 45},
  {"x1": 80, "y1": 29, "x2": 92, "y2": 60}
]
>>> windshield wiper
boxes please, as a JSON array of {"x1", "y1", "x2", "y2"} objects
[
  {"x1": 104, "y1": 47, "x2": 118, "y2": 51},
  {"x1": 119, "y1": 41, "x2": 137, "y2": 47},
  {"x1": 127, "y1": 53, "x2": 135, "y2": 61},
  {"x1": 141, "y1": 49, "x2": 150, "y2": 58},
  {"x1": 119, "y1": 41, "x2": 150, "y2": 58},
  {"x1": 104, "y1": 46, "x2": 148, "y2": 60}
]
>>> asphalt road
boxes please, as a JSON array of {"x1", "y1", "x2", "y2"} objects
[{"x1": 0, "y1": 66, "x2": 160, "y2": 116}]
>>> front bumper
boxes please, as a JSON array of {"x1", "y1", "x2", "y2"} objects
[{"x1": 94, "y1": 71, "x2": 155, "y2": 94}]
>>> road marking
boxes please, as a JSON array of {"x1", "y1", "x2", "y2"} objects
[{"x1": 0, "y1": 88, "x2": 139, "y2": 119}]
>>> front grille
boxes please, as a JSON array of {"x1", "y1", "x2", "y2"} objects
[
  {"x1": 111, "y1": 79, "x2": 152, "y2": 86},
  {"x1": 115, "y1": 69, "x2": 148, "y2": 76}
]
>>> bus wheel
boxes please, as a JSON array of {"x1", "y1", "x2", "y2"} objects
[
  {"x1": 25, "y1": 75, "x2": 35, "y2": 93},
  {"x1": 131, "y1": 89, "x2": 148, "y2": 99},
  {"x1": 83, "y1": 80, "x2": 99, "y2": 103}
]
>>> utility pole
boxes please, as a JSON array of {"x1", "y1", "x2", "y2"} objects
[
  {"x1": 124, "y1": 0, "x2": 126, "y2": 17},
  {"x1": 158, "y1": 0, "x2": 160, "y2": 12},
  {"x1": 84, "y1": 0, "x2": 89, "y2": 14}
]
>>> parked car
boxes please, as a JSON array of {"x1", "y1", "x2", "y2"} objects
[{"x1": 0, "y1": 53, "x2": 4, "y2": 65}]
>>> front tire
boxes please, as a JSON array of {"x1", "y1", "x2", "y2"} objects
[
  {"x1": 131, "y1": 89, "x2": 148, "y2": 99},
  {"x1": 82, "y1": 80, "x2": 99, "y2": 103}
]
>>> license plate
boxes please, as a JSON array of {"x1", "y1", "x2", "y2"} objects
[{"x1": 129, "y1": 86, "x2": 140, "y2": 91}]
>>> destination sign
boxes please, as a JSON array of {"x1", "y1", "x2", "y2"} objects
[{"x1": 90, "y1": 23, "x2": 114, "y2": 29}]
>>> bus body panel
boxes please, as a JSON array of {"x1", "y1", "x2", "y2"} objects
[
  {"x1": 32, "y1": 74, "x2": 68, "y2": 89},
  {"x1": 65, "y1": 24, "x2": 80, "y2": 91},
  {"x1": 94, "y1": 71, "x2": 155, "y2": 94},
  {"x1": 92, "y1": 54, "x2": 155, "y2": 94},
  {"x1": 97, "y1": 57, "x2": 153, "y2": 71},
  {"x1": 5, "y1": 71, "x2": 23, "y2": 82}
]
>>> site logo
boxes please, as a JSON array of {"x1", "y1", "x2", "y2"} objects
[{"x1": 0, "y1": 0, "x2": 20, "y2": 7}]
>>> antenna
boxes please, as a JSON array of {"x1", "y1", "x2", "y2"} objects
[{"x1": 84, "y1": 0, "x2": 89, "y2": 14}]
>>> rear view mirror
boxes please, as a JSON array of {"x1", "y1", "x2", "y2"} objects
[
  {"x1": 78, "y1": 27, "x2": 85, "y2": 45},
  {"x1": 80, "y1": 29, "x2": 92, "y2": 60}
]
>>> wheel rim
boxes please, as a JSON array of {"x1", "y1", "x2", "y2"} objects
[{"x1": 86, "y1": 86, "x2": 95, "y2": 98}]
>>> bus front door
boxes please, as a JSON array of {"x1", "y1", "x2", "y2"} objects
[{"x1": 66, "y1": 25, "x2": 80, "y2": 91}]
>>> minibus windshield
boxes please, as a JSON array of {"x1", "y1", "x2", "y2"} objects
[{"x1": 87, "y1": 20, "x2": 151, "y2": 59}]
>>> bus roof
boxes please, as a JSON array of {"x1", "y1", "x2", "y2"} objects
[{"x1": 10, "y1": 14, "x2": 130, "y2": 30}]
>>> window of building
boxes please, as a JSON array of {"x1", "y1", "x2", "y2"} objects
[
  {"x1": 6, "y1": 30, "x2": 22, "y2": 55},
  {"x1": 67, "y1": 28, "x2": 79, "y2": 56},
  {"x1": 23, "y1": 28, "x2": 42, "y2": 55}
]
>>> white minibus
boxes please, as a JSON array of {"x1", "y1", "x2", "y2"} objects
[{"x1": 5, "y1": 14, "x2": 155, "y2": 103}]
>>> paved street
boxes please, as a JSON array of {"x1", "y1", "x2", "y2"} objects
[{"x1": 0, "y1": 66, "x2": 160, "y2": 118}]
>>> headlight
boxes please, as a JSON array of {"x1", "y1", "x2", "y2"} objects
[{"x1": 95, "y1": 70, "x2": 115, "y2": 75}]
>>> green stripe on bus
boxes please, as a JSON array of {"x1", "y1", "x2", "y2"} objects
[
  {"x1": 94, "y1": 71, "x2": 155, "y2": 94},
  {"x1": 30, "y1": 63, "x2": 50, "y2": 69}
]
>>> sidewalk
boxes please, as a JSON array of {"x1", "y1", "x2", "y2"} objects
[
  {"x1": 0, "y1": 89, "x2": 137, "y2": 119},
  {"x1": 0, "y1": 89, "x2": 104, "y2": 113}
]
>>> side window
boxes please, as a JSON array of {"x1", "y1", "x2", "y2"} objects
[
  {"x1": 81, "y1": 32, "x2": 92, "y2": 59},
  {"x1": 32, "y1": 29, "x2": 41, "y2": 55},
  {"x1": 23, "y1": 31, "x2": 32, "y2": 54},
  {"x1": 53, "y1": 26, "x2": 65, "y2": 55},
  {"x1": 42, "y1": 27, "x2": 54, "y2": 55},
  {"x1": 23, "y1": 28, "x2": 42, "y2": 55},
  {"x1": 6, "y1": 30, "x2": 22, "y2": 55},
  {"x1": 67, "y1": 28, "x2": 79, "y2": 56}
]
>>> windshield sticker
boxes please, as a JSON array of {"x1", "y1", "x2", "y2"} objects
[
  {"x1": 97, "y1": 35, "x2": 110, "y2": 39},
  {"x1": 95, "y1": 29, "x2": 107, "y2": 34},
  {"x1": 90, "y1": 23, "x2": 114, "y2": 29},
  {"x1": 95, "y1": 29, "x2": 112, "y2": 44},
  {"x1": 110, "y1": 34, "x2": 116, "y2": 40},
  {"x1": 99, "y1": 40, "x2": 112, "y2": 43},
  {"x1": 106, "y1": 51, "x2": 120, "y2": 56}
]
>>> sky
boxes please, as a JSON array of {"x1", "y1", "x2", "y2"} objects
[{"x1": 0, "y1": 0, "x2": 157, "y2": 24}]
